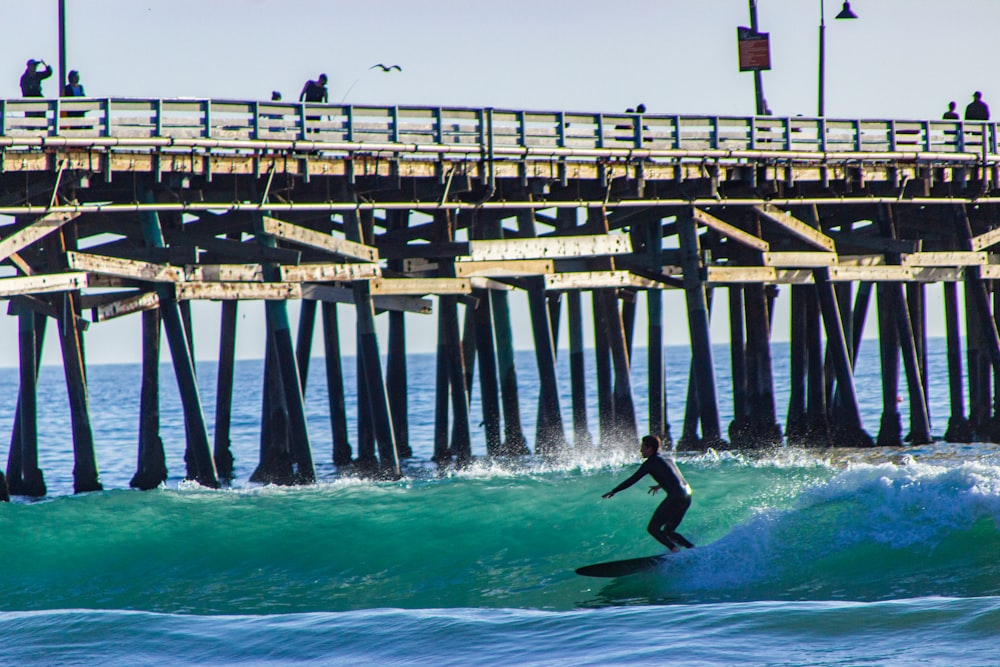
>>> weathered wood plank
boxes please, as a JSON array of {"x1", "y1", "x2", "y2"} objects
[
  {"x1": 838, "y1": 254, "x2": 887, "y2": 266},
  {"x1": 542, "y1": 271, "x2": 658, "y2": 290},
  {"x1": 175, "y1": 282, "x2": 302, "y2": 301},
  {"x1": 828, "y1": 231, "x2": 921, "y2": 254},
  {"x1": 828, "y1": 265, "x2": 914, "y2": 281},
  {"x1": 301, "y1": 284, "x2": 433, "y2": 314},
  {"x1": 0, "y1": 212, "x2": 81, "y2": 263},
  {"x1": 755, "y1": 205, "x2": 837, "y2": 252},
  {"x1": 773, "y1": 269, "x2": 815, "y2": 284},
  {"x1": 902, "y1": 251, "x2": 989, "y2": 266},
  {"x1": 279, "y1": 262, "x2": 381, "y2": 282},
  {"x1": 763, "y1": 251, "x2": 839, "y2": 267},
  {"x1": 911, "y1": 267, "x2": 964, "y2": 282},
  {"x1": 185, "y1": 264, "x2": 266, "y2": 282},
  {"x1": 370, "y1": 277, "x2": 471, "y2": 295},
  {"x1": 93, "y1": 291, "x2": 161, "y2": 322},
  {"x1": 66, "y1": 251, "x2": 184, "y2": 282},
  {"x1": 691, "y1": 208, "x2": 769, "y2": 252},
  {"x1": 970, "y1": 226, "x2": 1000, "y2": 252},
  {"x1": 261, "y1": 216, "x2": 379, "y2": 262},
  {"x1": 0, "y1": 272, "x2": 88, "y2": 297},
  {"x1": 465, "y1": 233, "x2": 631, "y2": 261},
  {"x1": 707, "y1": 266, "x2": 777, "y2": 283},
  {"x1": 452, "y1": 259, "x2": 555, "y2": 277}
]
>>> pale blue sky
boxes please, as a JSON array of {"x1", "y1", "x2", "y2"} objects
[{"x1": 1, "y1": 0, "x2": 995, "y2": 366}]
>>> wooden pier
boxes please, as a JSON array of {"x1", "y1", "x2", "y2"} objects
[{"x1": 2, "y1": 97, "x2": 1000, "y2": 497}]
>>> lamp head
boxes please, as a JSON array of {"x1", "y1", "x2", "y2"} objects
[{"x1": 835, "y1": 1, "x2": 858, "y2": 19}]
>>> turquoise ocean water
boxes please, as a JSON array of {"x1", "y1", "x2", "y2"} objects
[{"x1": 1, "y1": 340, "x2": 999, "y2": 665}]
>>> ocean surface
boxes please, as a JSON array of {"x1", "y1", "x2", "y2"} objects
[{"x1": 1, "y1": 339, "x2": 999, "y2": 666}]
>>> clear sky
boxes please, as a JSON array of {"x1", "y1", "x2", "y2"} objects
[{"x1": 1, "y1": 0, "x2": 996, "y2": 366}]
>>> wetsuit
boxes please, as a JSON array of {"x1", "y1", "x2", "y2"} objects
[{"x1": 609, "y1": 454, "x2": 694, "y2": 550}]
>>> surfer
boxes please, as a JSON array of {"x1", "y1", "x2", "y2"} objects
[{"x1": 602, "y1": 435, "x2": 695, "y2": 553}]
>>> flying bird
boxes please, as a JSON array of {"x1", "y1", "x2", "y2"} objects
[{"x1": 370, "y1": 64, "x2": 402, "y2": 72}]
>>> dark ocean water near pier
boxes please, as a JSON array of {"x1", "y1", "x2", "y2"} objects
[{"x1": 1, "y1": 340, "x2": 999, "y2": 666}]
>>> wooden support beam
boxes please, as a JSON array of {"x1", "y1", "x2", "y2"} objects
[
  {"x1": 876, "y1": 283, "x2": 903, "y2": 446},
  {"x1": 130, "y1": 308, "x2": 168, "y2": 490},
  {"x1": 343, "y1": 203, "x2": 399, "y2": 476},
  {"x1": 322, "y1": 302, "x2": 353, "y2": 466},
  {"x1": 902, "y1": 251, "x2": 989, "y2": 266},
  {"x1": 93, "y1": 291, "x2": 160, "y2": 322},
  {"x1": 386, "y1": 315, "x2": 413, "y2": 457},
  {"x1": 301, "y1": 283, "x2": 432, "y2": 314},
  {"x1": 370, "y1": 277, "x2": 471, "y2": 295},
  {"x1": 65, "y1": 251, "x2": 183, "y2": 282},
  {"x1": 691, "y1": 208, "x2": 769, "y2": 252},
  {"x1": 0, "y1": 212, "x2": 81, "y2": 263},
  {"x1": 755, "y1": 205, "x2": 837, "y2": 252},
  {"x1": 744, "y1": 283, "x2": 782, "y2": 446},
  {"x1": 706, "y1": 266, "x2": 777, "y2": 284},
  {"x1": 763, "y1": 251, "x2": 838, "y2": 267},
  {"x1": 677, "y1": 213, "x2": 725, "y2": 448},
  {"x1": 785, "y1": 285, "x2": 808, "y2": 444},
  {"x1": 970, "y1": 226, "x2": 1000, "y2": 251},
  {"x1": 828, "y1": 230, "x2": 920, "y2": 254},
  {"x1": 138, "y1": 189, "x2": 219, "y2": 489},
  {"x1": 213, "y1": 300, "x2": 238, "y2": 482},
  {"x1": 176, "y1": 282, "x2": 301, "y2": 301},
  {"x1": 943, "y1": 281, "x2": 973, "y2": 442},
  {"x1": 542, "y1": 271, "x2": 661, "y2": 290},
  {"x1": 15, "y1": 310, "x2": 45, "y2": 496},
  {"x1": 261, "y1": 216, "x2": 379, "y2": 262},
  {"x1": 813, "y1": 268, "x2": 873, "y2": 446},
  {"x1": 185, "y1": 264, "x2": 267, "y2": 282},
  {"x1": 828, "y1": 265, "x2": 914, "y2": 282},
  {"x1": 279, "y1": 262, "x2": 381, "y2": 283},
  {"x1": 911, "y1": 267, "x2": 964, "y2": 282},
  {"x1": 466, "y1": 233, "x2": 632, "y2": 261},
  {"x1": 0, "y1": 272, "x2": 87, "y2": 297},
  {"x1": 451, "y1": 259, "x2": 555, "y2": 277}
]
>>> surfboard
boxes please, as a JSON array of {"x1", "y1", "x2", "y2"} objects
[{"x1": 575, "y1": 553, "x2": 672, "y2": 578}]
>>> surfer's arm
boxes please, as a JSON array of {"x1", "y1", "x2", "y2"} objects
[{"x1": 603, "y1": 463, "x2": 648, "y2": 497}]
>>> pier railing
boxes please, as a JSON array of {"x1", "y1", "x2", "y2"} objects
[{"x1": 0, "y1": 98, "x2": 996, "y2": 159}]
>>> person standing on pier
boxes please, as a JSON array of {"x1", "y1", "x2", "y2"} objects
[
  {"x1": 62, "y1": 70, "x2": 85, "y2": 97},
  {"x1": 602, "y1": 435, "x2": 695, "y2": 553},
  {"x1": 943, "y1": 101, "x2": 959, "y2": 120},
  {"x1": 965, "y1": 91, "x2": 990, "y2": 121},
  {"x1": 300, "y1": 73, "x2": 328, "y2": 134},
  {"x1": 299, "y1": 73, "x2": 329, "y2": 103},
  {"x1": 19, "y1": 59, "x2": 52, "y2": 97}
]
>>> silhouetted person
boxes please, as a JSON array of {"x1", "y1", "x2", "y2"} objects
[
  {"x1": 61, "y1": 70, "x2": 86, "y2": 119},
  {"x1": 299, "y1": 73, "x2": 329, "y2": 103},
  {"x1": 62, "y1": 70, "x2": 85, "y2": 97},
  {"x1": 965, "y1": 91, "x2": 990, "y2": 121},
  {"x1": 271, "y1": 91, "x2": 282, "y2": 101},
  {"x1": 602, "y1": 435, "x2": 695, "y2": 552},
  {"x1": 636, "y1": 103, "x2": 646, "y2": 114},
  {"x1": 19, "y1": 59, "x2": 52, "y2": 97},
  {"x1": 943, "y1": 101, "x2": 959, "y2": 120}
]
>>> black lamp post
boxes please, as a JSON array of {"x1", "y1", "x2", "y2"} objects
[{"x1": 818, "y1": 0, "x2": 858, "y2": 116}]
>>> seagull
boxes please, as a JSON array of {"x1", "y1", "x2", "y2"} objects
[{"x1": 370, "y1": 64, "x2": 402, "y2": 72}]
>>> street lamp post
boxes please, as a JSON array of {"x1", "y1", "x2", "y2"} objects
[
  {"x1": 818, "y1": 0, "x2": 857, "y2": 117},
  {"x1": 58, "y1": 0, "x2": 67, "y2": 94}
]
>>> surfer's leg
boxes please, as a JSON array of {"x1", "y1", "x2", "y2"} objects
[
  {"x1": 647, "y1": 500, "x2": 679, "y2": 550},
  {"x1": 664, "y1": 495, "x2": 695, "y2": 548}
]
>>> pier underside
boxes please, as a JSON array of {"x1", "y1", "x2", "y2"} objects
[{"x1": 3, "y1": 101, "x2": 1000, "y2": 497}]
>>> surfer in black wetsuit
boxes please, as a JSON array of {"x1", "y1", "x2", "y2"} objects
[{"x1": 602, "y1": 435, "x2": 695, "y2": 553}]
